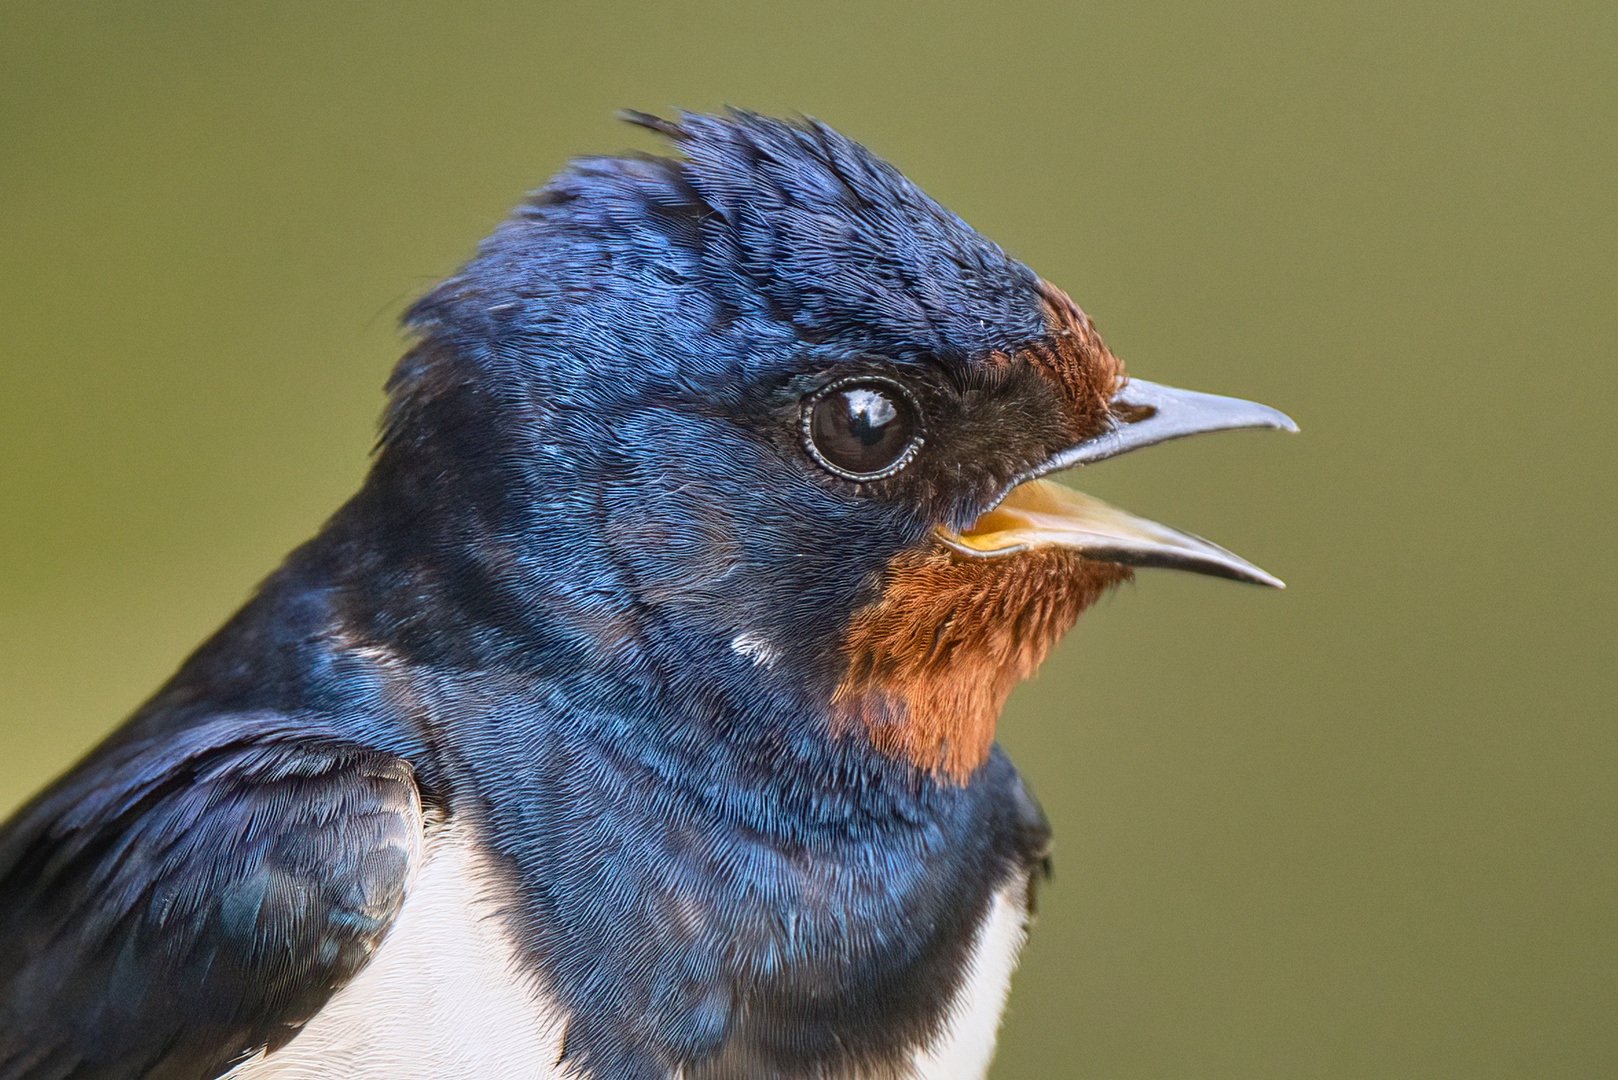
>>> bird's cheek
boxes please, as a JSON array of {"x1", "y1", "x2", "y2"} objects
[
  {"x1": 601, "y1": 477, "x2": 742, "y2": 605},
  {"x1": 829, "y1": 544, "x2": 1130, "y2": 783}
]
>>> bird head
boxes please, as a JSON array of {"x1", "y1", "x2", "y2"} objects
[{"x1": 378, "y1": 110, "x2": 1293, "y2": 783}]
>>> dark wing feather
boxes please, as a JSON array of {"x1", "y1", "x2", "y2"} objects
[{"x1": 0, "y1": 718, "x2": 422, "y2": 1080}]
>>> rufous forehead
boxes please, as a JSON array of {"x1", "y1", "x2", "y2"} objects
[{"x1": 1001, "y1": 280, "x2": 1125, "y2": 439}]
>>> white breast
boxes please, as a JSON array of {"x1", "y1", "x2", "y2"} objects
[
  {"x1": 907, "y1": 880, "x2": 1032, "y2": 1080},
  {"x1": 226, "y1": 818, "x2": 571, "y2": 1080}
]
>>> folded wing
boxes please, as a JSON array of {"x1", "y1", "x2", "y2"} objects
[{"x1": 0, "y1": 719, "x2": 422, "y2": 1080}]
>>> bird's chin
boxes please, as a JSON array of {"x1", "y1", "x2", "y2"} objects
[{"x1": 935, "y1": 477, "x2": 1285, "y2": 589}]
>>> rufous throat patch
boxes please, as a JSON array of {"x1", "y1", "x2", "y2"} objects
[{"x1": 834, "y1": 543, "x2": 1131, "y2": 782}]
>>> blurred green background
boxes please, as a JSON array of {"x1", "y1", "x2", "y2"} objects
[{"x1": 3, "y1": 1, "x2": 1613, "y2": 1076}]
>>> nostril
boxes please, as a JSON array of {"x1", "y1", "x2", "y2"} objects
[{"x1": 1110, "y1": 401, "x2": 1157, "y2": 425}]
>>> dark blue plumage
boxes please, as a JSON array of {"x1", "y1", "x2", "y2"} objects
[{"x1": 0, "y1": 110, "x2": 1292, "y2": 1080}]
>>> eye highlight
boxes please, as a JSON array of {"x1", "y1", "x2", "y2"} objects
[{"x1": 802, "y1": 377, "x2": 925, "y2": 481}]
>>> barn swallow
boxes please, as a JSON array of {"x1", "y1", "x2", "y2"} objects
[{"x1": 0, "y1": 110, "x2": 1294, "y2": 1080}]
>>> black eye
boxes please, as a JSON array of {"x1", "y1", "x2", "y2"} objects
[{"x1": 802, "y1": 377, "x2": 924, "y2": 481}]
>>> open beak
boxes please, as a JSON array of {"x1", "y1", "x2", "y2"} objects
[{"x1": 939, "y1": 379, "x2": 1297, "y2": 587}]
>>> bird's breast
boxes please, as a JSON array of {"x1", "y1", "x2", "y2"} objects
[{"x1": 226, "y1": 812, "x2": 1032, "y2": 1080}]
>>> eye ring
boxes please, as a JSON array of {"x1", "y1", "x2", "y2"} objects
[{"x1": 800, "y1": 375, "x2": 926, "y2": 482}]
